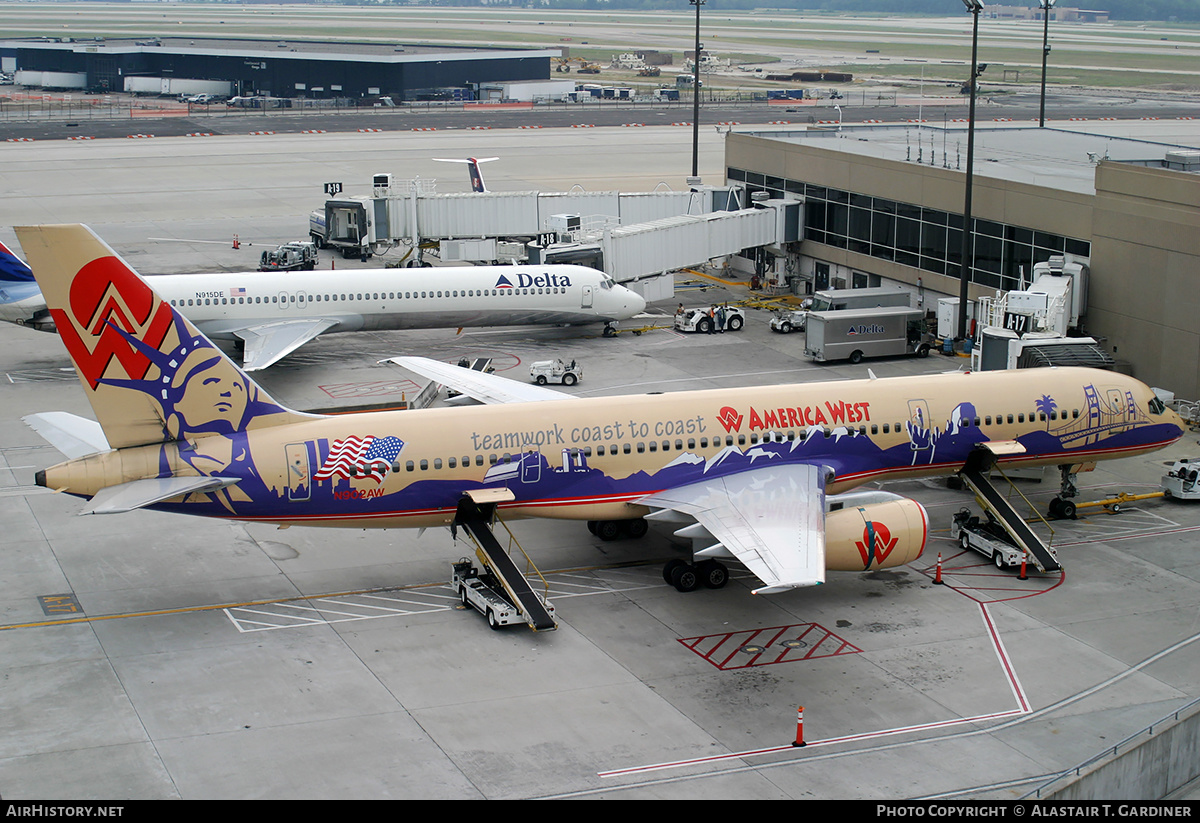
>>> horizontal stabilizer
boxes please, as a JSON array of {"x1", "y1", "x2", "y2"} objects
[
  {"x1": 82, "y1": 475, "x2": 240, "y2": 515},
  {"x1": 23, "y1": 412, "x2": 110, "y2": 458}
]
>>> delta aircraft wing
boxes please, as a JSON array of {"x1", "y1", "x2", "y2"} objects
[{"x1": 16, "y1": 224, "x2": 1187, "y2": 596}]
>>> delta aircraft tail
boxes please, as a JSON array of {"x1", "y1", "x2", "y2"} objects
[
  {"x1": 15, "y1": 224, "x2": 312, "y2": 453},
  {"x1": 433, "y1": 156, "x2": 498, "y2": 193},
  {"x1": 0, "y1": 237, "x2": 52, "y2": 329}
]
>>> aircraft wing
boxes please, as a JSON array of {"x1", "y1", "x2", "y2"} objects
[
  {"x1": 638, "y1": 463, "x2": 830, "y2": 594},
  {"x1": 233, "y1": 318, "x2": 340, "y2": 371},
  {"x1": 385, "y1": 356, "x2": 576, "y2": 405},
  {"x1": 81, "y1": 476, "x2": 241, "y2": 515}
]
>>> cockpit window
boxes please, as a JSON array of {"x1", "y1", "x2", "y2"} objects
[{"x1": 1149, "y1": 396, "x2": 1166, "y2": 415}]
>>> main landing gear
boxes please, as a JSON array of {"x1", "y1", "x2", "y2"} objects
[
  {"x1": 662, "y1": 559, "x2": 729, "y2": 592},
  {"x1": 1048, "y1": 465, "x2": 1080, "y2": 520},
  {"x1": 587, "y1": 518, "x2": 648, "y2": 541},
  {"x1": 586, "y1": 519, "x2": 728, "y2": 591}
]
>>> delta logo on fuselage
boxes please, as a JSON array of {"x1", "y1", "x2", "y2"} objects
[
  {"x1": 494, "y1": 272, "x2": 574, "y2": 290},
  {"x1": 717, "y1": 400, "x2": 873, "y2": 433}
]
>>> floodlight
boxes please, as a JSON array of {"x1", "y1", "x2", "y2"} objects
[{"x1": 961, "y1": 0, "x2": 984, "y2": 11}]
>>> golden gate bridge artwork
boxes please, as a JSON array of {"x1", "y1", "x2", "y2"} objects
[{"x1": 1051, "y1": 385, "x2": 1148, "y2": 448}]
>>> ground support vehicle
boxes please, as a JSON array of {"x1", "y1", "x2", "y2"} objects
[
  {"x1": 1162, "y1": 460, "x2": 1200, "y2": 501},
  {"x1": 673, "y1": 306, "x2": 745, "y2": 334},
  {"x1": 950, "y1": 510, "x2": 1053, "y2": 570},
  {"x1": 530, "y1": 359, "x2": 581, "y2": 386},
  {"x1": 809, "y1": 286, "x2": 912, "y2": 313},
  {"x1": 258, "y1": 241, "x2": 317, "y2": 272},
  {"x1": 451, "y1": 558, "x2": 555, "y2": 630},
  {"x1": 770, "y1": 309, "x2": 808, "y2": 334},
  {"x1": 804, "y1": 306, "x2": 931, "y2": 364}
]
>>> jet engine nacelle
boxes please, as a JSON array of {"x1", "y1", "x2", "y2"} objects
[{"x1": 824, "y1": 494, "x2": 928, "y2": 572}]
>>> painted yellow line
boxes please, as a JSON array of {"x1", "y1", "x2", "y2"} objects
[{"x1": 0, "y1": 559, "x2": 667, "y2": 632}]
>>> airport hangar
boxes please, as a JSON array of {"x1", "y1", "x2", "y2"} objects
[
  {"x1": 0, "y1": 36, "x2": 563, "y2": 101},
  {"x1": 724, "y1": 125, "x2": 1200, "y2": 400}
]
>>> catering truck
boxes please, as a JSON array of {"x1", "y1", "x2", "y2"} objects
[{"x1": 804, "y1": 306, "x2": 931, "y2": 364}]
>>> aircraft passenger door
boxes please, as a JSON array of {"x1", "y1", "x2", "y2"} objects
[
  {"x1": 581, "y1": 285, "x2": 593, "y2": 309},
  {"x1": 520, "y1": 450, "x2": 542, "y2": 484},
  {"x1": 285, "y1": 443, "x2": 311, "y2": 501}
]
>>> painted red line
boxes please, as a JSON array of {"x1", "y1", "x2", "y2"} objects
[
  {"x1": 713, "y1": 632, "x2": 745, "y2": 668},
  {"x1": 604, "y1": 592, "x2": 1036, "y2": 778},
  {"x1": 597, "y1": 708, "x2": 1029, "y2": 777},
  {"x1": 978, "y1": 603, "x2": 1030, "y2": 712}
]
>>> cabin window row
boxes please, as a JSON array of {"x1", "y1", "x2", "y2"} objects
[
  {"x1": 342, "y1": 410, "x2": 1086, "y2": 476},
  {"x1": 168, "y1": 287, "x2": 569, "y2": 308}
]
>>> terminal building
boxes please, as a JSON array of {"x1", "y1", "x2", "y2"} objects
[
  {"x1": 0, "y1": 37, "x2": 561, "y2": 100},
  {"x1": 725, "y1": 125, "x2": 1200, "y2": 398}
]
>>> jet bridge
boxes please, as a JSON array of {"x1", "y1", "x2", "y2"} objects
[{"x1": 319, "y1": 179, "x2": 802, "y2": 296}]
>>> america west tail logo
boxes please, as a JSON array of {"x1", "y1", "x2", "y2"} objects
[{"x1": 51, "y1": 255, "x2": 176, "y2": 390}]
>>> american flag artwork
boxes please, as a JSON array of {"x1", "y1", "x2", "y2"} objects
[
  {"x1": 231, "y1": 287, "x2": 247, "y2": 297},
  {"x1": 314, "y1": 435, "x2": 405, "y2": 484}
]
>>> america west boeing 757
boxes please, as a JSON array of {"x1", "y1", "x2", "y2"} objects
[
  {"x1": 0, "y1": 236, "x2": 645, "y2": 371},
  {"x1": 18, "y1": 225, "x2": 1185, "y2": 594}
]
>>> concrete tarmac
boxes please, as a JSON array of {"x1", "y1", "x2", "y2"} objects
[{"x1": 1, "y1": 124, "x2": 1199, "y2": 800}]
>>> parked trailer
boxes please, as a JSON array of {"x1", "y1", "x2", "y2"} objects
[
  {"x1": 122, "y1": 76, "x2": 232, "y2": 98},
  {"x1": 810, "y1": 286, "x2": 912, "y2": 313},
  {"x1": 804, "y1": 306, "x2": 931, "y2": 364}
]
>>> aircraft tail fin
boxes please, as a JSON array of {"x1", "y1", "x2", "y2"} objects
[
  {"x1": 433, "y1": 156, "x2": 498, "y2": 193},
  {"x1": 14, "y1": 224, "x2": 313, "y2": 450},
  {"x1": 0, "y1": 238, "x2": 36, "y2": 283}
]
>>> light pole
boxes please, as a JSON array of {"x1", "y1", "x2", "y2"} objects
[
  {"x1": 957, "y1": 0, "x2": 984, "y2": 343},
  {"x1": 690, "y1": 0, "x2": 704, "y2": 180},
  {"x1": 1039, "y1": 0, "x2": 1055, "y2": 128}
]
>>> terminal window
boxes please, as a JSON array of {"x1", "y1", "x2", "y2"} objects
[{"x1": 728, "y1": 168, "x2": 1090, "y2": 291}]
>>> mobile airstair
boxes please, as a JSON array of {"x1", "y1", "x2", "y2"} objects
[
  {"x1": 453, "y1": 491, "x2": 557, "y2": 632},
  {"x1": 959, "y1": 447, "x2": 1062, "y2": 573}
]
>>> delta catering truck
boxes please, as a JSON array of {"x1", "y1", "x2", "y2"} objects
[{"x1": 805, "y1": 306, "x2": 931, "y2": 364}]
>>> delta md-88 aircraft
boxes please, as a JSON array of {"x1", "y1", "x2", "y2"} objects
[
  {"x1": 0, "y1": 237, "x2": 646, "y2": 371},
  {"x1": 18, "y1": 225, "x2": 1185, "y2": 595}
]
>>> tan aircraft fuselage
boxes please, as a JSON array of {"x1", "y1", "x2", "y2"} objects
[{"x1": 39, "y1": 367, "x2": 1185, "y2": 529}]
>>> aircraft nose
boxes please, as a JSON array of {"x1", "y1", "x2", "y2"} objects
[{"x1": 629, "y1": 289, "x2": 647, "y2": 314}]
